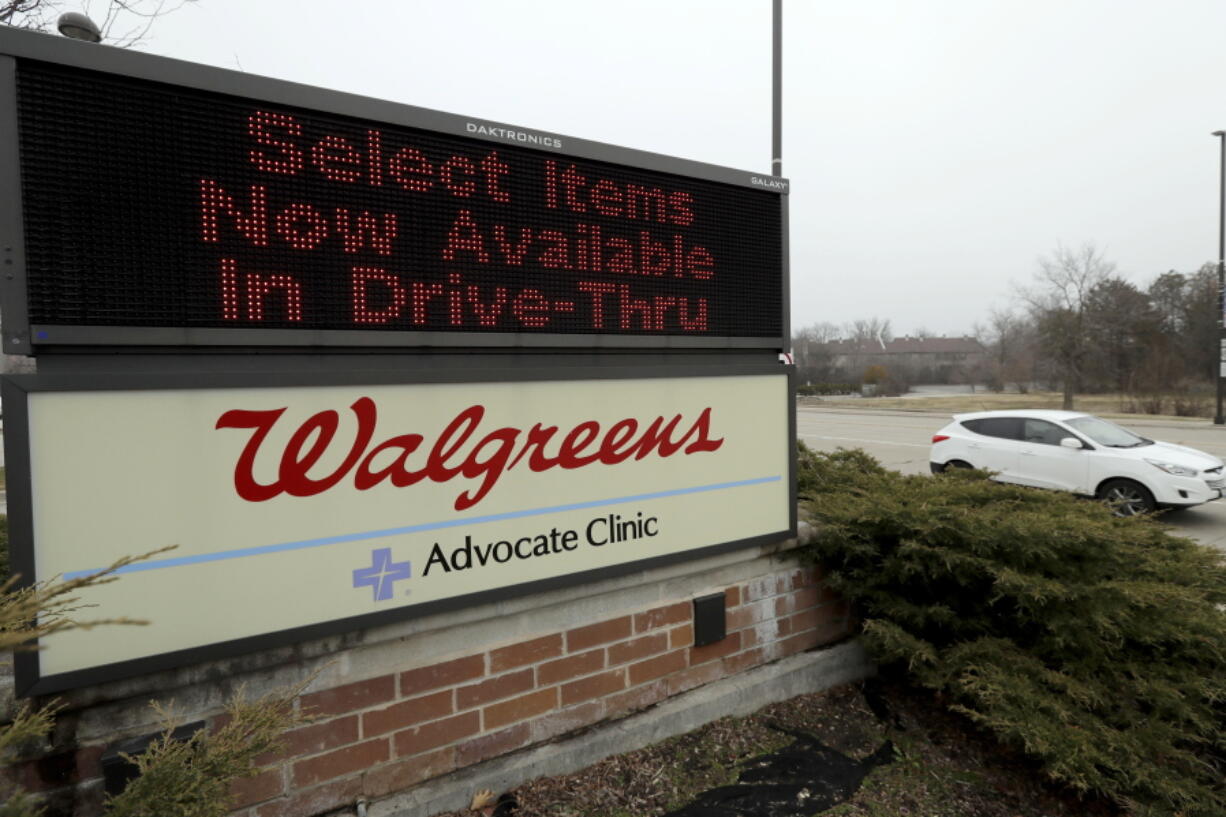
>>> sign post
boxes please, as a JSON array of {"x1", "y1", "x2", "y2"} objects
[{"x1": 1214, "y1": 130, "x2": 1225, "y2": 423}]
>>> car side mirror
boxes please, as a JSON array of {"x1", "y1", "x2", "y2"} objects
[{"x1": 1060, "y1": 437, "x2": 1083, "y2": 450}]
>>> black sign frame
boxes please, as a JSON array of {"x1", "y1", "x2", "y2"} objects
[
  {"x1": 4, "y1": 361, "x2": 797, "y2": 696},
  {"x1": 0, "y1": 28, "x2": 790, "y2": 356}
]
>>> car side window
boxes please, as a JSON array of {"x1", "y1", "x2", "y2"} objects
[
  {"x1": 960, "y1": 417, "x2": 1023, "y2": 440},
  {"x1": 1022, "y1": 419, "x2": 1067, "y2": 446}
]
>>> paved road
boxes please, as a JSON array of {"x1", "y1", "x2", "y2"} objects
[{"x1": 797, "y1": 405, "x2": 1226, "y2": 554}]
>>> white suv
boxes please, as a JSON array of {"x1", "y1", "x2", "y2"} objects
[{"x1": 929, "y1": 409, "x2": 1225, "y2": 515}]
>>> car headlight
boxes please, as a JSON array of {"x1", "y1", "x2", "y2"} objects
[{"x1": 1144, "y1": 459, "x2": 1198, "y2": 477}]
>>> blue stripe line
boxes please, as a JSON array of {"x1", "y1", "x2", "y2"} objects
[{"x1": 63, "y1": 475, "x2": 782, "y2": 580}]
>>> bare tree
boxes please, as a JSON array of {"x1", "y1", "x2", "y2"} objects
[
  {"x1": 1148, "y1": 263, "x2": 1220, "y2": 382},
  {"x1": 840, "y1": 317, "x2": 893, "y2": 384},
  {"x1": 1017, "y1": 243, "x2": 1115, "y2": 409},
  {"x1": 791, "y1": 321, "x2": 841, "y2": 384},
  {"x1": 1083, "y1": 277, "x2": 1161, "y2": 393},
  {"x1": 976, "y1": 309, "x2": 1037, "y2": 393},
  {"x1": 845, "y1": 317, "x2": 893, "y2": 348},
  {"x1": 1, "y1": 0, "x2": 192, "y2": 48},
  {"x1": 794, "y1": 321, "x2": 840, "y2": 346}
]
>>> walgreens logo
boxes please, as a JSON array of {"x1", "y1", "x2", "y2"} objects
[{"x1": 215, "y1": 399, "x2": 724, "y2": 511}]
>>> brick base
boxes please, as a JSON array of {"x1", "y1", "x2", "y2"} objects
[
  {"x1": 7, "y1": 545, "x2": 855, "y2": 817},
  {"x1": 232, "y1": 564, "x2": 852, "y2": 817}
]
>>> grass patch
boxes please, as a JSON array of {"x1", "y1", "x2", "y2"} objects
[{"x1": 801, "y1": 390, "x2": 1209, "y2": 421}]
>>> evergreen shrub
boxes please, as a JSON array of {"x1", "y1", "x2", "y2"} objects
[
  {"x1": 102, "y1": 688, "x2": 307, "y2": 817},
  {"x1": 1, "y1": 548, "x2": 306, "y2": 816},
  {"x1": 796, "y1": 444, "x2": 1226, "y2": 816}
]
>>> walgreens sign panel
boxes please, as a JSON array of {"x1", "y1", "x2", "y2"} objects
[{"x1": 10, "y1": 370, "x2": 791, "y2": 692}]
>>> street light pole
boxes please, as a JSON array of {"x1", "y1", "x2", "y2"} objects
[
  {"x1": 772, "y1": 0, "x2": 782, "y2": 177},
  {"x1": 1215, "y1": 131, "x2": 1225, "y2": 425}
]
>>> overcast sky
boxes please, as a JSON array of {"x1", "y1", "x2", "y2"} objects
[{"x1": 128, "y1": 0, "x2": 1226, "y2": 339}]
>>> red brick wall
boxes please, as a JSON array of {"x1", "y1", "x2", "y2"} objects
[
  {"x1": 4, "y1": 564, "x2": 853, "y2": 817},
  {"x1": 227, "y1": 565, "x2": 852, "y2": 817}
]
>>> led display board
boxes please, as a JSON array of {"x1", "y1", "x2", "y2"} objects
[
  {"x1": 6, "y1": 367, "x2": 794, "y2": 694},
  {"x1": 0, "y1": 30, "x2": 788, "y2": 354}
]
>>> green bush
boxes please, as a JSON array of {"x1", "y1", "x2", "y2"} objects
[
  {"x1": 1, "y1": 546, "x2": 306, "y2": 817},
  {"x1": 2, "y1": 687, "x2": 305, "y2": 817},
  {"x1": 103, "y1": 686, "x2": 307, "y2": 817},
  {"x1": 796, "y1": 445, "x2": 1226, "y2": 816},
  {"x1": 861, "y1": 364, "x2": 888, "y2": 385}
]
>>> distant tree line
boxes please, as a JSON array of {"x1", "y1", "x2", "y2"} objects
[
  {"x1": 792, "y1": 316, "x2": 987, "y2": 397},
  {"x1": 793, "y1": 245, "x2": 1220, "y2": 410}
]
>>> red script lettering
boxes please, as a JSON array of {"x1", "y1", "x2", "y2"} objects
[{"x1": 215, "y1": 399, "x2": 725, "y2": 511}]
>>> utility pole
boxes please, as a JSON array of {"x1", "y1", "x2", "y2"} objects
[
  {"x1": 1214, "y1": 130, "x2": 1225, "y2": 425},
  {"x1": 772, "y1": 0, "x2": 782, "y2": 177}
]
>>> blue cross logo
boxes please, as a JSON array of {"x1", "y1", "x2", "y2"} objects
[{"x1": 352, "y1": 548, "x2": 411, "y2": 602}]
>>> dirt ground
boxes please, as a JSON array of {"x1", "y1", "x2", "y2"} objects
[{"x1": 436, "y1": 677, "x2": 1123, "y2": 817}]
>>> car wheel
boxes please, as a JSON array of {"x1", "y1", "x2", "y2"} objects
[
  {"x1": 1096, "y1": 479, "x2": 1156, "y2": 517},
  {"x1": 944, "y1": 460, "x2": 973, "y2": 471}
]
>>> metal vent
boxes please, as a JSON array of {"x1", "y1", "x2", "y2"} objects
[{"x1": 693, "y1": 592, "x2": 727, "y2": 647}]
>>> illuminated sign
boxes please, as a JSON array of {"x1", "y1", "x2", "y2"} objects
[
  {"x1": 0, "y1": 33, "x2": 787, "y2": 353},
  {"x1": 8, "y1": 369, "x2": 794, "y2": 693}
]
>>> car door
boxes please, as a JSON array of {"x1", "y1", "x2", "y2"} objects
[
  {"x1": 1013, "y1": 418, "x2": 1088, "y2": 491},
  {"x1": 959, "y1": 417, "x2": 1024, "y2": 482}
]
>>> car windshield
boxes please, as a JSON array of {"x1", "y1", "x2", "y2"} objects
[{"x1": 1064, "y1": 416, "x2": 1152, "y2": 448}]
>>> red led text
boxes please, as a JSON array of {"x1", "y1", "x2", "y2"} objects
[
  {"x1": 441, "y1": 211, "x2": 713, "y2": 280},
  {"x1": 348, "y1": 267, "x2": 707, "y2": 332},
  {"x1": 247, "y1": 110, "x2": 512, "y2": 202},
  {"x1": 544, "y1": 160, "x2": 694, "y2": 227},
  {"x1": 196, "y1": 107, "x2": 726, "y2": 334},
  {"x1": 200, "y1": 181, "x2": 398, "y2": 255}
]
